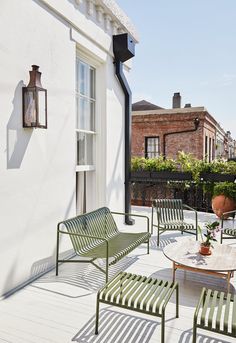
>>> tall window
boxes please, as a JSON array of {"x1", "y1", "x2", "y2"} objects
[
  {"x1": 76, "y1": 59, "x2": 96, "y2": 169},
  {"x1": 212, "y1": 138, "x2": 215, "y2": 160},
  {"x1": 205, "y1": 135, "x2": 208, "y2": 161},
  {"x1": 76, "y1": 58, "x2": 96, "y2": 214},
  {"x1": 145, "y1": 137, "x2": 160, "y2": 158},
  {"x1": 209, "y1": 137, "x2": 212, "y2": 162}
]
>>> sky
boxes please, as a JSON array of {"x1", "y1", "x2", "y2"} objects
[{"x1": 116, "y1": 0, "x2": 236, "y2": 137}]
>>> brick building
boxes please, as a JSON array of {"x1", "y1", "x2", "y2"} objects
[{"x1": 132, "y1": 93, "x2": 235, "y2": 161}]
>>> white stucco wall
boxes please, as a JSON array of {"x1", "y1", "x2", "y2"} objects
[{"x1": 0, "y1": 0, "x2": 136, "y2": 296}]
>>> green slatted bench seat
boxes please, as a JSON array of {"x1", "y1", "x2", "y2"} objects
[
  {"x1": 56, "y1": 207, "x2": 150, "y2": 283},
  {"x1": 193, "y1": 288, "x2": 236, "y2": 342},
  {"x1": 95, "y1": 271, "x2": 179, "y2": 343},
  {"x1": 151, "y1": 199, "x2": 198, "y2": 246}
]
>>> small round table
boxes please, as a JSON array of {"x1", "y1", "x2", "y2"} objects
[{"x1": 163, "y1": 238, "x2": 236, "y2": 292}]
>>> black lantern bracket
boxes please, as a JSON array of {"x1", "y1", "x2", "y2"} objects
[{"x1": 22, "y1": 65, "x2": 47, "y2": 129}]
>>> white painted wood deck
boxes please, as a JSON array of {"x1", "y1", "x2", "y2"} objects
[{"x1": 0, "y1": 207, "x2": 236, "y2": 343}]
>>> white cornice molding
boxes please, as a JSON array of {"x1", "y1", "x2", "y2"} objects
[
  {"x1": 71, "y1": 0, "x2": 139, "y2": 42},
  {"x1": 132, "y1": 107, "x2": 206, "y2": 116},
  {"x1": 87, "y1": 0, "x2": 95, "y2": 16},
  {"x1": 104, "y1": 13, "x2": 112, "y2": 31},
  {"x1": 99, "y1": 0, "x2": 138, "y2": 42},
  {"x1": 111, "y1": 20, "x2": 119, "y2": 35},
  {"x1": 75, "y1": 0, "x2": 83, "y2": 5},
  {"x1": 86, "y1": 0, "x2": 138, "y2": 42},
  {"x1": 95, "y1": 5, "x2": 104, "y2": 23}
]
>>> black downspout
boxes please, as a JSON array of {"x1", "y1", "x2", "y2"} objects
[
  {"x1": 163, "y1": 118, "x2": 200, "y2": 159},
  {"x1": 114, "y1": 61, "x2": 134, "y2": 225}
]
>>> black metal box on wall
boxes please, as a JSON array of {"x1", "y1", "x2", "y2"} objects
[{"x1": 113, "y1": 33, "x2": 135, "y2": 62}]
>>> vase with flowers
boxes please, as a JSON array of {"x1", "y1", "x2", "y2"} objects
[{"x1": 198, "y1": 221, "x2": 221, "y2": 255}]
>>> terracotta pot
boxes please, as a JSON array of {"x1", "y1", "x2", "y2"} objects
[
  {"x1": 212, "y1": 195, "x2": 236, "y2": 219},
  {"x1": 199, "y1": 244, "x2": 211, "y2": 255}
]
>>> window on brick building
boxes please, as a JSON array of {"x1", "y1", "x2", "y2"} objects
[
  {"x1": 145, "y1": 137, "x2": 160, "y2": 158},
  {"x1": 209, "y1": 137, "x2": 212, "y2": 162},
  {"x1": 205, "y1": 135, "x2": 208, "y2": 161},
  {"x1": 212, "y1": 139, "x2": 215, "y2": 160}
]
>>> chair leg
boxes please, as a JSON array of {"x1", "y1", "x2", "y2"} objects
[
  {"x1": 56, "y1": 229, "x2": 59, "y2": 276},
  {"x1": 147, "y1": 239, "x2": 150, "y2": 254},
  {"x1": 176, "y1": 284, "x2": 179, "y2": 318},
  {"x1": 105, "y1": 258, "x2": 108, "y2": 283},
  {"x1": 161, "y1": 313, "x2": 165, "y2": 343},
  {"x1": 157, "y1": 227, "x2": 160, "y2": 246},
  {"x1": 192, "y1": 320, "x2": 197, "y2": 343},
  {"x1": 151, "y1": 206, "x2": 154, "y2": 235},
  {"x1": 95, "y1": 295, "x2": 100, "y2": 335}
]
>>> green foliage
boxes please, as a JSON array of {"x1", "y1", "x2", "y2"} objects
[
  {"x1": 131, "y1": 152, "x2": 236, "y2": 185},
  {"x1": 213, "y1": 182, "x2": 236, "y2": 202},
  {"x1": 131, "y1": 157, "x2": 148, "y2": 171},
  {"x1": 131, "y1": 156, "x2": 177, "y2": 172}
]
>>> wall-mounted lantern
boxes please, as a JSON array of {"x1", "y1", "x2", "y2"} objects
[{"x1": 22, "y1": 65, "x2": 47, "y2": 128}]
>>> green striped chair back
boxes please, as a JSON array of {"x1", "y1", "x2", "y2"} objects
[
  {"x1": 154, "y1": 199, "x2": 184, "y2": 224},
  {"x1": 61, "y1": 207, "x2": 118, "y2": 254}
]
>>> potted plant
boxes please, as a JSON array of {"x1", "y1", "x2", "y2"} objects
[
  {"x1": 212, "y1": 182, "x2": 236, "y2": 218},
  {"x1": 198, "y1": 221, "x2": 221, "y2": 255}
]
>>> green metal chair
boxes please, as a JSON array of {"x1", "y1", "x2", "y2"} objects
[
  {"x1": 193, "y1": 287, "x2": 236, "y2": 342},
  {"x1": 56, "y1": 207, "x2": 150, "y2": 283},
  {"x1": 220, "y1": 209, "x2": 236, "y2": 243},
  {"x1": 151, "y1": 199, "x2": 198, "y2": 246}
]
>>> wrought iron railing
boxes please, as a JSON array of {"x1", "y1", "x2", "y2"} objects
[{"x1": 131, "y1": 171, "x2": 236, "y2": 212}]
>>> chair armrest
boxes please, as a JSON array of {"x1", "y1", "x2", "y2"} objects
[
  {"x1": 57, "y1": 228, "x2": 109, "y2": 243},
  {"x1": 222, "y1": 209, "x2": 236, "y2": 217},
  {"x1": 183, "y1": 204, "x2": 198, "y2": 228},
  {"x1": 183, "y1": 204, "x2": 197, "y2": 212},
  {"x1": 221, "y1": 209, "x2": 236, "y2": 229},
  {"x1": 111, "y1": 211, "x2": 150, "y2": 233},
  {"x1": 194, "y1": 288, "x2": 206, "y2": 322},
  {"x1": 57, "y1": 228, "x2": 109, "y2": 261}
]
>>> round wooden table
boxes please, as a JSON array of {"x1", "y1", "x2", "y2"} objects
[{"x1": 163, "y1": 238, "x2": 236, "y2": 292}]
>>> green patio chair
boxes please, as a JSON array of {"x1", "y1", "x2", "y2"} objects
[
  {"x1": 151, "y1": 199, "x2": 198, "y2": 246},
  {"x1": 193, "y1": 287, "x2": 236, "y2": 342},
  {"x1": 220, "y1": 209, "x2": 236, "y2": 243}
]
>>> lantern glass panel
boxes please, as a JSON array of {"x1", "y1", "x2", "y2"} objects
[
  {"x1": 24, "y1": 89, "x2": 36, "y2": 127},
  {"x1": 37, "y1": 90, "x2": 47, "y2": 127}
]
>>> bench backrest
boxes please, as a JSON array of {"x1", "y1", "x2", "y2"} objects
[
  {"x1": 60, "y1": 207, "x2": 118, "y2": 254},
  {"x1": 153, "y1": 199, "x2": 183, "y2": 223}
]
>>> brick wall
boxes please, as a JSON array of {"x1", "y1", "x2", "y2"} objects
[{"x1": 132, "y1": 110, "x2": 217, "y2": 160}]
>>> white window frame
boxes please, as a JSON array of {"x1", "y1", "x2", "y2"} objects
[
  {"x1": 76, "y1": 55, "x2": 96, "y2": 172},
  {"x1": 145, "y1": 137, "x2": 160, "y2": 158}
]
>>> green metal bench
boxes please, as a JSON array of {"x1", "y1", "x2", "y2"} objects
[
  {"x1": 220, "y1": 209, "x2": 236, "y2": 243},
  {"x1": 95, "y1": 271, "x2": 179, "y2": 343},
  {"x1": 151, "y1": 199, "x2": 198, "y2": 246},
  {"x1": 193, "y1": 288, "x2": 236, "y2": 342},
  {"x1": 56, "y1": 207, "x2": 150, "y2": 283}
]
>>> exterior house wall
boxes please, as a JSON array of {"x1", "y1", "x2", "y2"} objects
[
  {"x1": 132, "y1": 100, "x2": 236, "y2": 161},
  {"x1": 0, "y1": 0, "x2": 137, "y2": 296},
  {"x1": 132, "y1": 110, "x2": 211, "y2": 159}
]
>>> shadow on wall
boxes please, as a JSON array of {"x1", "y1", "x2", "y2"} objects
[{"x1": 6, "y1": 80, "x2": 33, "y2": 169}]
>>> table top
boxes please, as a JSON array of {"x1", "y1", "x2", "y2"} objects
[{"x1": 163, "y1": 238, "x2": 236, "y2": 272}]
